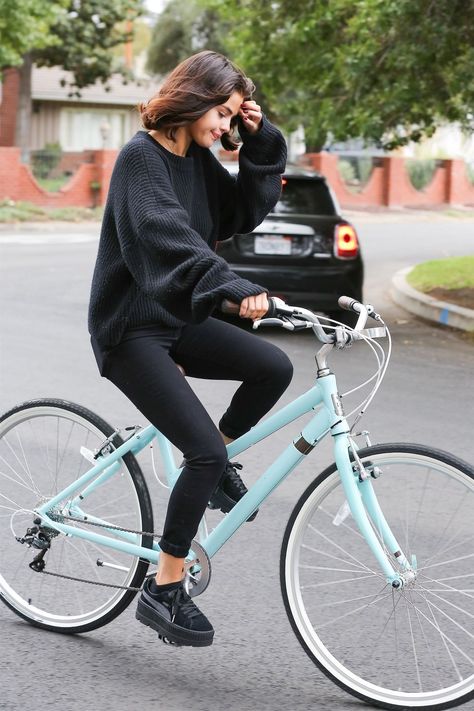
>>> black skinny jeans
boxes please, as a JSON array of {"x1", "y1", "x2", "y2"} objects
[{"x1": 99, "y1": 317, "x2": 293, "y2": 558}]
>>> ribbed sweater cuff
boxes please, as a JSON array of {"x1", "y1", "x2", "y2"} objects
[
  {"x1": 219, "y1": 278, "x2": 267, "y2": 303},
  {"x1": 240, "y1": 114, "x2": 280, "y2": 145},
  {"x1": 239, "y1": 114, "x2": 286, "y2": 169}
]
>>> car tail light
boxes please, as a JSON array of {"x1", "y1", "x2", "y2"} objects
[{"x1": 335, "y1": 223, "x2": 359, "y2": 259}]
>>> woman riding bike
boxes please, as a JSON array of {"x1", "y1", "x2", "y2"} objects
[{"x1": 88, "y1": 50, "x2": 293, "y2": 647}]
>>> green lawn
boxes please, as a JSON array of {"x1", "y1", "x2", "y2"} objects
[
  {"x1": 35, "y1": 176, "x2": 71, "y2": 192},
  {"x1": 0, "y1": 200, "x2": 103, "y2": 223},
  {"x1": 407, "y1": 256, "x2": 474, "y2": 291}
]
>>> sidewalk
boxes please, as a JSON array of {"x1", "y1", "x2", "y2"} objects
[
  {"x1": 0, "y1": 221, "x2": 99, "y2": 244},
  {"x1": 344, "y1": 206, "x2": 474, "y2": 223},
  {"x1": 1, "y1": 206, "x2": 474, "y2": 232},
  {"x1": 0, "y1": 220, "x2": 99, "y2": 233},
  {"x1": 391, "y1": 267, "x2": 474, "y2": 332}
]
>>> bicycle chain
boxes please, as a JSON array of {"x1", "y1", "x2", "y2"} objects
[{"x1": 32, "y1": 515, "x2": 161, "y2": 592}]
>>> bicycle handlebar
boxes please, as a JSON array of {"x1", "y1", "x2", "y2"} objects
[{"x1": 220, "y1": 296, "x2": 385, "y2": 346}]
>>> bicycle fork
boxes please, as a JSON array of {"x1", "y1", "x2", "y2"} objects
[
  {"x1": 310, "y1": 373, "x2": 415, "y2": 589},
  {"x1": 332, "y1": 429, "x2": 415, "y2": 588}
]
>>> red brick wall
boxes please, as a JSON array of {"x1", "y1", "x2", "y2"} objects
[
  {"x1": 1, "y1": 146, "x2": 473, "y2": 208},
  {"x1": 303, "y1": 153, "x2": 474, "y2": 208},
  {"x1": 0, "y1": 147, "x2": 118, "y2": 208}
]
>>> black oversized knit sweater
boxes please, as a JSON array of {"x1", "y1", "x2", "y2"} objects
[{"x1": 88, "y1": 115, "x2": 287, "y2": 349}]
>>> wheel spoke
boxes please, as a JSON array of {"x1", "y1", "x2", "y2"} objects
[
  {"x1": 315, "y1": 588, "x2": 392, "y2": 630},
  {"x1": 420, "y1": 572, "x2": 474, "y2": 601},
  {"x1": 301, "y1": 572, "x2": 376, "y2": 589},
  {"x1": 299, "y1": 563, "x2": 372, "y2": 574},
  {"x1": 308, "y1": 524, "x2": 383, "y2": 577},
  {"x1": 301, "y1": 543, "x2": 375, "y2": 573},
  {"x1": 420, "y1": 552, "x2": 474, "y2": 573},
  {"x1": 406, "y1": 593, "x2": 423, "y2": 692},
  {"x1": 417, "y1": 583, "x2": 474, "y2": 621},
  {"x1": 0, "y1": 447, "x2": 39, "y2": 497},
  {"x1": 422, "y1": 490, "x2": 471, "y2": 569},
  {"x1": 318, "y1": 505, "x2": 365, "y2": 539}
]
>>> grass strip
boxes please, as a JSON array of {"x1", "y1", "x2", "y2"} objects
[
  {"x1": 407, "y1": 256, "x2": 474, "y2": 292},
  {"x1": 0, "y1": 200, "x2": 103, "y2": 223}
]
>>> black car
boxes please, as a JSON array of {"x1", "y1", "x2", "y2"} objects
[{"x1": 216, "y1": 163, "x2": 363, "y2": 325}]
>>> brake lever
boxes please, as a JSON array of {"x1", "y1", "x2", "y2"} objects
[
  {"x1": 253, "y1": 316, "x2": 313, "y2": 331},
  {"x1": 366, "y1": 304, "x2": 383, "y2": 322},
  {"x1": 253, "y1": 317, "x2": 289, "y2": 330}
]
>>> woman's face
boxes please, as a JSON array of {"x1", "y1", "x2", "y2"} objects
[{"x1": 188, "y1": 90, "x2": 244, "y2": 148}]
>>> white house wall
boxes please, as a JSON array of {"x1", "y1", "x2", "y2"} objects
[{"x1": 30, "y1": 102, "x2": 142, "y2": 151}]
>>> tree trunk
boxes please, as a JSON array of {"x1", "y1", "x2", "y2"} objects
[{"x1": 15, "y1": 52, "x2": 33, "y2": 164}]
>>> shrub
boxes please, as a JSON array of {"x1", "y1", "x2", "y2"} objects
[
  {"x1": 406, "y1": 159, "x2": 437, "y2": 191},
  {"x1": 466, "y1": 162, "x2": 474, "y2": 185},
  {"x1": 31, "y1": 142, "x2": 62, "y2": 180},
  {"x1": 337, "y1": 159, "x2": 356, "y2": 184}
]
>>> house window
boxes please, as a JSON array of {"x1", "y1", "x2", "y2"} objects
[{"x1": 60, "y1": 108, "x2": 128, "y2": 150}]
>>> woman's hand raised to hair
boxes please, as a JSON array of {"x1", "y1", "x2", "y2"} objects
[
  {"x1": 239, "y1": 100, "x2": 262, "y2": 135},
  {"x1": 239, "y1": 293, "x2": 268, "y2": 320}
]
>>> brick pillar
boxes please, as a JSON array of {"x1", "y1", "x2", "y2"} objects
[
  {"x1": 0, "y1": 68, "x2": 20, "y2": 147},
  {"x1": 92, "y1": 149, "x2": 119, "y2": 206},
  {"x1": 382, "y1": 156, "x2": 407, "y2": 207},
  {"x1": 0, "y1": 147, "x2": 22, "y2": 199},
  {"x1": 303, "y1": 152, "x2": 340, "y2": 183},
  {"x1": 444, "y1": 159, "x2": 474, "y2": 205}
]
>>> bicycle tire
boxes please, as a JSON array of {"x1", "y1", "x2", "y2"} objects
[
  {"x1": 0, "y1": 398, "x2": 154, "y2": 634},
  {"x1": 280, "y1": 443, "x2": 474, "y2": 710}
]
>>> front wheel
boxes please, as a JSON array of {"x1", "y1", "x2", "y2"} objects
[
  {"x1": 280, "y1": 443, "x2": 474, "y2": 709},
  {"x1": 0, "y1": 399, "x2": 154, "y2": 633}
]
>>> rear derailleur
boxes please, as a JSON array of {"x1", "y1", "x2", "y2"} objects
[{"x1": 16, "y1": 518, "x2": 59, "y2": 572}]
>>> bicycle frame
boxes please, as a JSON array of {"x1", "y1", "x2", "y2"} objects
[{"x1": 36, "y1": 372, "x2": 411, "y2": 586}]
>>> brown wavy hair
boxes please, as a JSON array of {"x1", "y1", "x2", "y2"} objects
[{"x1": 139, "y1": 51, "x2": 255, "y2": 151}]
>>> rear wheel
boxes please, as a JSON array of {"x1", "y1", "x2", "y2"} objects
[
  {"x1": 0, "y1": 399, "x2": 154, "y2": 633},
  {"x1": 281, "y1": 443, "x2": 474, "y2": 709}
]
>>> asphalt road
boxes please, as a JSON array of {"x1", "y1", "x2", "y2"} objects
[{"x1": 0, "y1": 217, "x2": 473, "y2": 711}]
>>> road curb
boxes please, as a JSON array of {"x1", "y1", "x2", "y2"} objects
[{"x1": 391, "y1": 267, "x2": 474, "y2": 332}]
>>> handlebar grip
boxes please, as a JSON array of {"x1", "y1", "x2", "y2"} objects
[
  {"x1": 265, "y1": 297, "x2": 278, "y2": 318},
  {"x1": 338, "y1": 296, "x2": 363, "y2": 313},
  {"x1": 220, "y1": 297, "x2": 279, "y2": 318},
  {"x1": 220, "y1": 299, "x2": 240, "y2": 314}
]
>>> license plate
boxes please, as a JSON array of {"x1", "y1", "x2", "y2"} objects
[{"x1": 254, "y1": 235, "x2": 292, "y2": 255}]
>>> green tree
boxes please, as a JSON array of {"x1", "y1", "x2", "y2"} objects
[
  {"x1": 202, "y1": 0, "x2": 474, "y2": 150},
  {"x1": 0, "y1": 0, "x2": 67, "y2": 70},
  {"x1": 146, "y1": 0, "x2": 228, "y2": 75},
  {"x1": 5, "y1": 0, "x2": 142, "y2": 160},
  {"x1": 34, "y1": 0, "x2": 142, "y2": 94}
]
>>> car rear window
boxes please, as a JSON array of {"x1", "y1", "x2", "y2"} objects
[{"x1": 272, "y1": 177, "x2": 337, "y2": 216}]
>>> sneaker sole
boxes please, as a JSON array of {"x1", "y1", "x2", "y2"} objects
[
  {"x1": 136, "y1": 598, "x2": 214, "y2": 647},
  {"x1": 208, "y1": 489, "x2": 258, "y2": 522}
]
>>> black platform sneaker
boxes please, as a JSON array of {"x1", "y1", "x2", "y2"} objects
[
  {"x1": 136, "y1": 578, "x2": 214, "y2": 647},
  {"x1": 208, "y1": 461, "x2": 258, "y2": 521}
]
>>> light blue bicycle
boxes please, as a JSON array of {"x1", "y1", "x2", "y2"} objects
[{"x1": 0, "y1": 297, "x2": 473, "y2": 710}]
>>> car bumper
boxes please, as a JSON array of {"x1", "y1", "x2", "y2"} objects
[{"x1": 227, "y1": 261, "x2": 363, "y2": 310}]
